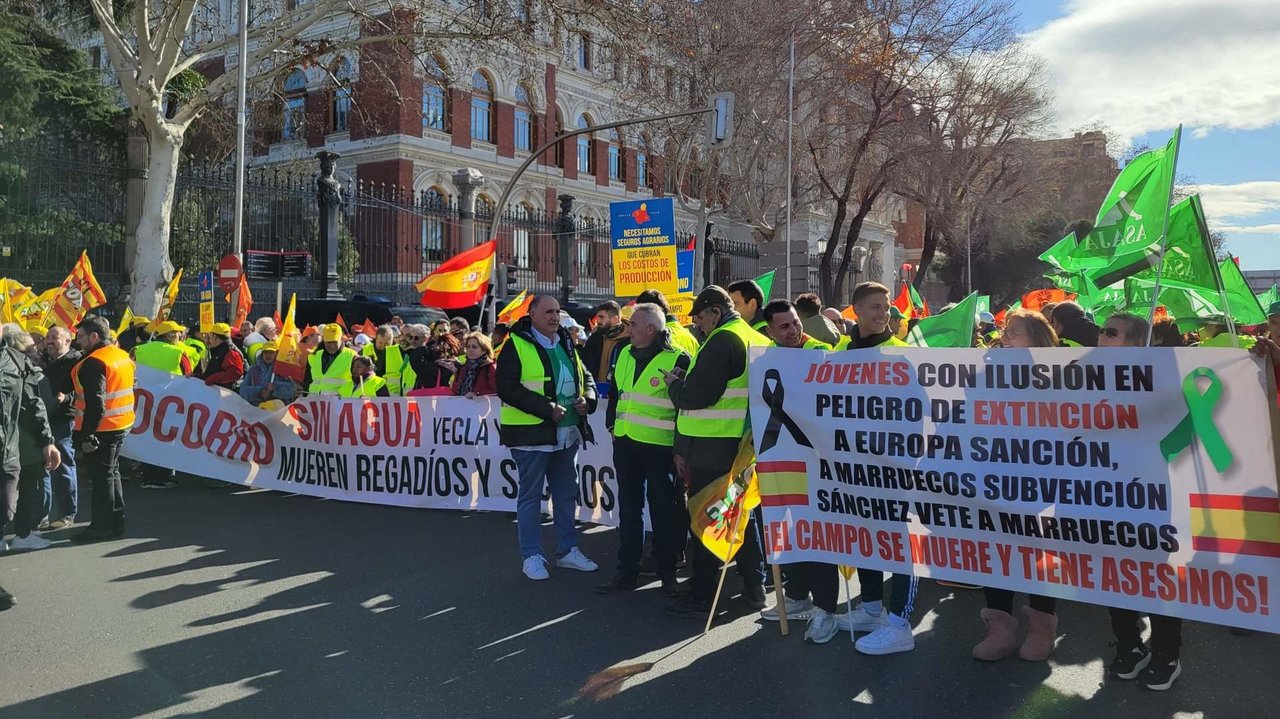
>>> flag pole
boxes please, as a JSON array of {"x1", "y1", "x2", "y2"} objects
[
  {"x1": 703, "y1": 496, "x2": 749, "y2": 635},
  {"x1": 770, "y1": 562, "x2": 789, "y2": 636},
  {"x1": 1145, "y1": 125, "x2": 1183, "y2": 346},
  {"x1": 1191, "y1": 196, "x2": 1238, "y2": 339}
]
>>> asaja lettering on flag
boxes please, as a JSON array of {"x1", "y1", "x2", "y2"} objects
[{"x1": 416, "y1": 240, "x2": 495, "y2": 309}]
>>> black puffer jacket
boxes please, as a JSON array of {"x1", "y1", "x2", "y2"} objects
[{"x1": 495, "y1": 316, "x2": 598, "y2": 447}]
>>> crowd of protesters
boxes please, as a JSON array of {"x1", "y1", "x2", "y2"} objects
[{"x1": 4, "y1": 279, "x2": 1277, "y2": 694}]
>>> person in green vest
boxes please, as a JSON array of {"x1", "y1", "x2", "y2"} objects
[
  {"x1": 496, "y1": 294, "x2": 599, "y2": 581},
  {"x1": 636, "y1": 288, "x2": 700, "y2": 354},
  {"x1": 727, "y1": 278, "x2": 770, "y2": 339},
  {"x1": 341, "y1": 356, "x2": 390, "y2": 397},
  {"x1": 244, "y1": 317, "x2": 280, "y2": 364},
  {"x1": 595, "y1": 303, "x2": 692, "y2": 597},
  {"x1": 132, "y1": 320, "x2": 192, "y2": 490},
  {"x1": 362, "y1": 325, "x2": 406, "y2": 395},
  {"x1": 182, "y1": 331, "x2": 207, "y2": 372},
  {"x1": 304, "y1": 323, "x2": 356, "y2": 395},
  {"x1": 664, "y1": 285, "x2": 770, "y2": 619},
  {"x1": 838, "y1": 282, "x2": 918, "y2": 656},
  {"x1": 1197, "y1": 314, "x2": 1257, "y2": 349},
  {"x1": 764, "y1": 299, "x2": 833, "y2": 351}
]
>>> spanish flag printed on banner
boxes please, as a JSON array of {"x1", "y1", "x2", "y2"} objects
[
  {"x1": 1189, "y1": 493, "x2": 1280, "y2": 558},
  {"x1": 415, "y1": 240, "x2": 496, "y2": 309},
  {"x1": 757, "y1": 460, "x2": 809, "y2": 507}
]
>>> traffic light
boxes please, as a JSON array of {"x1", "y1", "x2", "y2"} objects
[
  {"x1": 504, "y1": 263, "x2": 519, "y2": 298},
  {"x1": 705, "y1": 91, "x2": 735, "y2": 149}
]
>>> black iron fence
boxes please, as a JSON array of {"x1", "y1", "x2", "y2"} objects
[{"x1": 0, "y1": 138, "x2": 761, "y2": 325}]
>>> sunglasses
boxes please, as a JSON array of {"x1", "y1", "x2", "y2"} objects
[{"x1": 1101, "y1": 327, "x2": 1122, "y2": 338}]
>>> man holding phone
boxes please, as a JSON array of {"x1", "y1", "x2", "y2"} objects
[
  {"x1": 497, "y1": 295, "x2": 600, "y2": 581},
  {"x1": 663, "y1": 286, "x2": 771, "y2": 618}
]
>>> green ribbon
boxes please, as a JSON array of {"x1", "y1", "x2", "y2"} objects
[{"x1": 1159, "y1": 367, "x2": 1234, "y2": 472}]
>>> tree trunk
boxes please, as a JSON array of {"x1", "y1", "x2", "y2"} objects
[
  {"x1": 914, "y1": 212, "x2": 937, "y2": 289},
  {"x1": 131, "y1": 126, "x2": 183, "y2": 316}
]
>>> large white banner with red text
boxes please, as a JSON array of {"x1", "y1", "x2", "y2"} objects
[
  {"x1": 122, "y1": 367, "x2": 622, "y2": 525},
  {"x1": 748, "y1": 346, "x2": 1280, "y2": 632}
]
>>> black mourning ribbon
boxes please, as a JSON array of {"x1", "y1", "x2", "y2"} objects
[{"x1": 759, "y1": 368, "x2": 813, "y2": 453}]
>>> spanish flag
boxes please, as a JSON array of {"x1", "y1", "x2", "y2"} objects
[
  {"x1": 688, "y1": 436, "x2": 761, "y2": 562},
  {"x1": 892, "y1": 283, "x2": 914, "y2": 322},
  {"x1": 757, "y1": 460, "x2": 809, "y2": 507},
  {"x1": 48, "y1": 252, "x2": 108, "y2": 328},
  {"x1": 1189, "y1": 493, "x2": 1280, "y2": 558},
  {"x1": 415, "y1": 240, "x2": 496, "y2": 309}
]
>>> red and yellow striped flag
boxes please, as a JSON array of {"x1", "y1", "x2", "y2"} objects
[
  {"x1": 415, "y1": 240, "x2": 495, "y2": 309},
  {"x1": 497, "y1": 290, "x2": 532, "y2": 325},
  {"x1": 757, "y1": 460, "x2": 810, "y2": 507},
  {"x1": 48, "y1": 252, "x2": 108, "y2": 328},
  {"x1": 146, "y1": 268, "x2": 183, "y2": 334},
  {"x1": 689, "y1": 436, "x2": 761, "y2": 562},
  {"x1": 1189, "y1": 493, "x2": 1280, "y2": 558}
]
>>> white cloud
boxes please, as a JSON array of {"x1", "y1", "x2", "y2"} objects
[
  {"x1": 1218, "y1": 223, "x2": 1280, "y2": 235},
  {"x1": 1025, "y1": 0, "x2": 1280, "y2": 143},
  {"x1": 1194, "y1": 181, "x2": 1280, "y2": 220}
]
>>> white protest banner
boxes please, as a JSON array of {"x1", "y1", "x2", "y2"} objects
[
  {"x1": 747, "y1": 346, "x2": 1280, "y2": 633},
  {"x1": 123, "y1": 367, "x2": 621, "y2": 526}
]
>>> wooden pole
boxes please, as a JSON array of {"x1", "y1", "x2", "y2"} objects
[
  {"x1": 771, "y1": 562, "x2": 789, "y2": 636},
  {"x1": 703, "y1": 502, "x2": 749, "y2": 635}
]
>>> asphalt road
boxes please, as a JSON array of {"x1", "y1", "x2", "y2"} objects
[{"x1": 1, "y1": 478, "x2": 1276, "y2": 719}]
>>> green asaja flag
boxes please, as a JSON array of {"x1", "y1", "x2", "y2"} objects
[
  {"x1": 1089, "y1": 195, "x2": 1217, "y2": 290},
  {"x1": 753, "y1": 270, "x2": 776, "y2": 301},
  {"x1": 1123, "y1": 258, "x2": 1265, "y2": 329},
  {"x1": 1072, "y1": 129, "x2": 1180, "y2": 266},
  {"x1": 907, "y1": 292, "x2": 978, "y2": 347},
  {"x1": 1256, "y1": 284, "x2": 1279, "y2": 312}
]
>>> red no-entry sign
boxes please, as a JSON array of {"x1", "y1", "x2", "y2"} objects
[{"x1": 217, "y1": 254, "x2": 243, "y2": 294}]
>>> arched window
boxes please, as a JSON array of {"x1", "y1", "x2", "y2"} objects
[
  {"x1": 606, "y1": 128, "x2": 622, "y2": 182},
  {"x1": 330, "y1": 58, "x2": 353, "y2": 133},
  {"x1": 422, "y1": 187, "x2": 448, "y2": 262},
  {"x1": 636, "y1": 136, "x2": 650, "y2": 189},
  {"x1": 513, "y1": 201, "x2": 534, "y2": 267},
  {"x1": 474, "y1": 194, "x2": 495, "y2": 245},
  {"x1": 514, "y1": 86, "x2": 535, "y2": 152},
  {"x1": 576, "y1": 114, "x2": 594, "y2": 175},
  {"x1": 471, "y1": 71, "x2": 494, "y2": 143},
  {"x1": 553, "y1": 108, "x2": 565, "y2": 168},
  {"x1": 282, "y1": 69, "x2": 307, "y2": 141},
  {"x1": 422, "y1": 56, "x2": 450, "y2": 132}
]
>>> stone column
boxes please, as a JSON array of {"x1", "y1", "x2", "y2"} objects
[{"x1": 453, "y1": 168, "x2": 486, "y2": 248}]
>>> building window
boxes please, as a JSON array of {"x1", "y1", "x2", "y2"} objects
[
  {"x1": 636, "y1": 138, "x2": 649, "y2": 188},
  {"x1": 282, "y1": 69, "x2": 307, "y2": 141},
  {"x1": 422, "y1": 56, "x2": 450, "y2": 132},
  {"x1": 513, "y1": 202, "x2": 533, "y2": 267},
  {"x1": 576, "y1": 32, "x2": 592, "y2": 71},
  {"x1": 553, "y1": 109, "x2": 565, "y2": 168},
  {"x1": 330, "y1": 57, "x2": 353, "y2": 133},
  {"x1": 606, "y1": 128, "x2": 621, "y2": 181},
  {"x1": 471, "y1": 71, "x2": 494, "y2": 143},
  {"x1": 576, "y1": 114, "x2": 593, "y2": 175},
  {"x1": 422, "y1": 187, "x2": 447, "y2": 262},
  {"x1": 514, "y1": 86, "x2": 535, "y2": 152}
]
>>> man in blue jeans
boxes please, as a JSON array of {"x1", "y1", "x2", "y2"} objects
[
  {"x1": 42, "y1": 326, "x2": 80, "y2": 529},
  {"x1": 496, "y1": 295, "x2": 599, "y2": 581}
]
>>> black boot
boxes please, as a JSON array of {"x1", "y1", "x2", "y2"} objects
[
  {"x1": 595, "y1": 574, "x2": 639, "y2": 595},
  {"x1": 0, "y1": 585, "x2": 14, "y2": 611}
]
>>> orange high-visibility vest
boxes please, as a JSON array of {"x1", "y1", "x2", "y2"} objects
[{"x1": 72, "y1": 345, "x2": 136, "y2": 432}]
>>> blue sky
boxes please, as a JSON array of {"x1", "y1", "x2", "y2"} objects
[{"x1": 1015, "y1": 0, "x2": 1280, "y2": 270}]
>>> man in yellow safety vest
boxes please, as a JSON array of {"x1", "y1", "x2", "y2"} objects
[
  {"x1": 362, "y1": 325, "x2": 405, "y2": 394},
  {"x1": 305, "y1": 323, "x2": 356, "y2": 395},
  {"x1": 131, "y1": 320, "x2": 191, "y2": 490},
  {"x1": 664, "y1": 285, "x2": 770, "y2": 619},
  {"x1": 595, "y1": 303, "x2": 692, "y2": 597}
]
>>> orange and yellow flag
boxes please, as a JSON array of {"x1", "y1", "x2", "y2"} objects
[
  {"x1": 48, "y1": 252, "x2": 108, "y2": 328},
  {"x1": 497, "y1": 290, "x2": 532, "y2": 325},
  {"x1": 228, "y1": 273, "x2": 253, "y2": 328},
  {"x1": 415, "y1": 240, "x2": 495, "y2": 309},
  {"x1": 274, "y1": 294, "x2": 306, "y2": 383},
  {"x1": 688, "y1": 435, "x2": 761, "y2": 562},
  {"x1": 146, "y1": 268, "x2": 183, "y2": 333}
]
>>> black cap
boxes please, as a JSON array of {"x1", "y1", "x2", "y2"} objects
[{"x1": 690, "y1": 285, "x2": 732, "y2": 316}]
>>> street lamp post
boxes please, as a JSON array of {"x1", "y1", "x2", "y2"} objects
[{"x1": 785, "y1": 28, "x2": 796, "y2": 299}]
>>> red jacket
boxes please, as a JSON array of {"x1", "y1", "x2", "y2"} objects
[
  {"x1": 199, "y1": 341, "x2": 245, "y2": 388},
  {"x1": 450, "y1": 360, "x2": 497, "y2": 396}
]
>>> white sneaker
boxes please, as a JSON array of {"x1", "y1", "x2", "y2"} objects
[
  {"x1": 855, "y1": 620, "x2": 915, "y2": 655},
  {"x1": 842, "y1": 604, "x2": 888, "y2": 633},
  {"x1": 556, "y1": 547, "x2": 598, "y2": 572},
  {"x1": 804, "y1": 608, "x2": 839, "y2": 644},
  {"x1": 761, "y1": 596, "x2": 814, "y2": 622},
  {"x1": 9, "y1": 533, "x2": 51, "y2": 551},
  {"x1": 523, "y1": 555, "x2": 550, "y2": 581}
]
